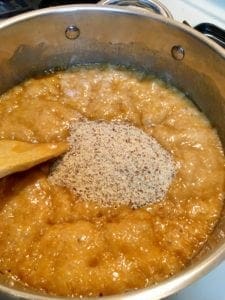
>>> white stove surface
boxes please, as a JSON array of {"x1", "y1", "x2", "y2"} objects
[
  {"x1": 159, "y1": 1, "x2": 225, "y2": 299},
  {"x1": 160, "y1": 0, "x2": 225, "y2": 29},
  {"x1": 169, "y1": 262, "x2": 225, "y2": 300}
]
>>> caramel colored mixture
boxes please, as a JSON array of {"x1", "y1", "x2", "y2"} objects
[{"x1": 0, "y1": 66, "x2": 224, "y2": 297}]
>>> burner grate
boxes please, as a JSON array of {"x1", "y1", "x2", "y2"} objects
[
  {"x1": 195, "y1": 23, "x2": 225, "y2": 48},
  {"x1": 39, "y1": 0, "x2": 98, "y2": 7},
  {"x1": 0, "y1": 0, "x2": 34, "y2": 18}
]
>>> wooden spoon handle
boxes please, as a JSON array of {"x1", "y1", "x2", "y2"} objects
[{"x1": 0, "y1": 140, "x2": 69, "y2": 179}]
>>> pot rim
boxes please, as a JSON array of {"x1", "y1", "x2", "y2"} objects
[
  {"x1": 0, "y1": 4, "x2": 225, "y2": 300},
  {"x1": 0, "y1": 3, "x2": 224, "y2": 58}
]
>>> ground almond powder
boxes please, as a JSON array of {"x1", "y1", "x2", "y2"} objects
[{"x1": 49, "y1": 120, "x2": 177, "y2": 208}]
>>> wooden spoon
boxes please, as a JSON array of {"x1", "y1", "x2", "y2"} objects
[{"x1": 0, "y1": 140, "x2": 69, "y2": 179}]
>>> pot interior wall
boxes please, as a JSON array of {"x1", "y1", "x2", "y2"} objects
[{"x1": 0, "y1": 6, "x2": 225, "y2": 299}]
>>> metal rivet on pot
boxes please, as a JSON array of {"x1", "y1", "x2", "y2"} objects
[
  {"x1": 171, "y1": 45, "x2": 185, "y2": 60},
  {"x1": 65, "y1": 25, "x2": 80, "y2": 40}
]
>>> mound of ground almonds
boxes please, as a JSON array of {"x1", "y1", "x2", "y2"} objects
[{"x1": 49, "y1": 120, "x2": 177, "y2": 207}]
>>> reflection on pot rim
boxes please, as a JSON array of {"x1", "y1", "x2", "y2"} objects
[{"x1": 99, "y1": 0, "x2": 173, "y2": 18}]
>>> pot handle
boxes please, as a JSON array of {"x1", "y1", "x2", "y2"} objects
[{"x1": 98, "y1": 0, "x2": 173, "y2": 19}]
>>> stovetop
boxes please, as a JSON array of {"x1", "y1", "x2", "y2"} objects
[
  {"x1": 0, "y1": 1, "x2": 225, "y2": 300},
  {"x1": 160, "y1": 0, "x2": 225, "y2": 29}
]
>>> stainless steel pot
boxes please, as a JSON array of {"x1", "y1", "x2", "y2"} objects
[{"x1": 0, "y1": 1, "x2": 225, "y2": 299}]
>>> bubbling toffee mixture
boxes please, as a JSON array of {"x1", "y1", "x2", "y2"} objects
[{"x1": 0, "y1": 65, "x2": 224, "y2": 297}]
